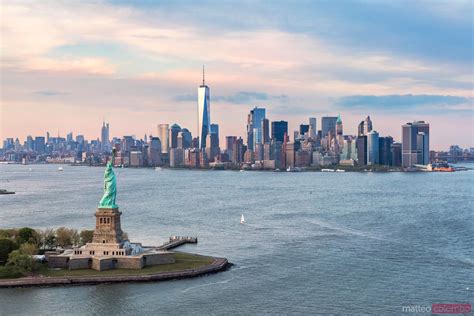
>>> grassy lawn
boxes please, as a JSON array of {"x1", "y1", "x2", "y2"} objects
[{"x1": 35, "y1": 252, "x2": 215, "y2": 277}]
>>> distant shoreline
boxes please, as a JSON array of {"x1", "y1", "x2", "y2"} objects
[
  {"x1": 1, "y1": 162, "x2": 471, "y2": 173},
  {"x1": 0, "y1": 257, "x2": 229, "y2": 288}
]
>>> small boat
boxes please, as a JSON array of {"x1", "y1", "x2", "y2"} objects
[
  {"x1": 0, "y1": 189, "x2": 15, "y2": 195},
  {"x1": 29, "y1": 168, "x2": 32, "y2": 172},
  {"x1": 240, "y1": 214, "x2": 245, "y2": 224},
  {"x1": 57, "y1": 167, "x2": 64, "y2": 171},
  {"x1": 155, "y1": 167, "x2": 162, "y2": 171},
  {"x1": 321, "y1": 169, "x2": 335, "y2": 172},
  {"x1": 336, "y1": 169, "x2": 345, "y2": 172}
]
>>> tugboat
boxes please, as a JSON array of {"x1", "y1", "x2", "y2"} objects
[{"x1": 0, "y1": 189, "x2": 15, "y2": 195}]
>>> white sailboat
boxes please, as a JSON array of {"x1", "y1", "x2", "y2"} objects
[
  {"x1": 240, "y1": 214, "x2": 245, "y2": 224},
  {"x1": 57, "y1": 166, "x2": 64, "y2": 171}
]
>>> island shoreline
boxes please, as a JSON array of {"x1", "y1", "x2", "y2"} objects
[{"x1": 0, "y1": 257, "x2": 230, "y2": 288}]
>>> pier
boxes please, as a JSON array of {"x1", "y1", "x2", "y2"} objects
[{"x1": 158, "y1": 236, "x2": 198, "y2": 250}]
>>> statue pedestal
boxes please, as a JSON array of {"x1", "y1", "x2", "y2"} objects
[{"x1": 92, "y1": 208, "x2": 123, "y2": 245}]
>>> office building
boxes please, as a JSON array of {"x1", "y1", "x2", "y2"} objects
[
  {"x1": 158, "y1": 124, "x2": 169, "y2": 154},
  {"x1": 379, "y1": 136, "x2": 393, "y2": 166},
  {"x1": 367, "y1": 130, "x2": 380, "y2": 165},
  {"x1": 402, "y1": 121, "x2": 430, "y2": 167},
  {"x1": 271, "y1": 121, "x2": 288, "y2": 143},
  {"x1": 321, "y1": 116, "x2": 338, "y2": 138},
  {"x1": 198, "y1": 67, "x2": 211, "y2": 149},
  {"x1": 246, "y1": 107, "x2": 266, "y2": 150}
]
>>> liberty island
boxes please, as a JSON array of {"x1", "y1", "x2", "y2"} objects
[{"x1": 0, "y1": 152, "x2": 229, "y2": 286}]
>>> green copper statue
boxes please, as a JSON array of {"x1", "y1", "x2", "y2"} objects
[{"x1": 98, "y1": 149, "x2": 118, "y2": 209}]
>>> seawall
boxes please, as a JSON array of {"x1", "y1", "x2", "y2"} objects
[{"x1": 0, "y1": 257, "x2": 229, "y2": 288}]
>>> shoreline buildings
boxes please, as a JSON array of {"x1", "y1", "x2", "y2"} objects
[{"x1": 5, "y1": 70, "x2": 469, "y2": 169}]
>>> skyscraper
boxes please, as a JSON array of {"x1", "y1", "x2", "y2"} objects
[
  {"x1": 378, "y1": 136, "x2": 393, "y2": 166},
  {"x1": 309, "y1": 117, "x2": 317, "y2": 138},
  {"x1": 321, "y1": 116, "x2": 338, "y2": 137},
  {"x1": 262, "y1": 118, "x2": 270, "y2": 144},
  {"x1": 169, "y1": 123, "x2": 182, "y2": 149},
  {"x1": 402, "y1": 121, "x2": 429, "y2": 167},
  {"x1": 101, "y1": 121, "x2": 110, "y2": 152},
  {"x1": 148, "y1": 137, "x2": 162, "y2": 166},
  {"x1": 198, "y1": 67, "x2": 210, "y2": 149},
  {"x1": 246, "y1": 107, "x2": 266, "y2": 150},
  {"x1": 364, "y1": 116, "x2": 373, "y2": 135},
  {"x1": 367, "y1": 130, "x2": 379, "y2": 165},
  {"x1": 158, "y1": 124, "x2": 169, "y2": 154},
  {"x1": 271, "y1": 121, "x2": 288, "y2": 143}
]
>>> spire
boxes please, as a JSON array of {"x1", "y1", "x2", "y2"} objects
[{"x1": 202, "y1": 65, "x2": 205, "y2": 85}]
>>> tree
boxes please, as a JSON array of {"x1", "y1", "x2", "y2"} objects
[
  {"x1": 79, "y1": 230, "x2": 94, "y2": 246},
  {"x1": 38, "y1": 228, "x2": 56, "y2": 250},
  {"x1": 0, "y1": 239, "x2": 18, "y2": 264},
  {"x1": 56, "y1": 227, "x2": 79, "y2": 248},
  {"x1": 19, "y1": 243, "x2": 37, "y2": 256},
  {"x1": 17, "y1": 227, "x2": 38, "y2": 245},
  {"x1": 6, "y1": 250, "x2": 33, "y2": 272}
]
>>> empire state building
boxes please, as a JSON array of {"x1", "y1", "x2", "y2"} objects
[{"x1": 197, "y1": 67, "x2": 210, "y2": 149}]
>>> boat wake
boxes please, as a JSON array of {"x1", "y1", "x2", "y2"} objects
[{"x1": 181, "y1": 277, "x2": 235, "y2": 293}]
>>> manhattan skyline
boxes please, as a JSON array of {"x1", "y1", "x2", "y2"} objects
[{"x1": 1, "y1": 1, "x2": 473, "y2": 150}]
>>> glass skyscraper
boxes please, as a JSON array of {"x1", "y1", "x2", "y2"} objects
[
  {"x1": 321, "y1": 116, "x2": 338, "y2": 137},
  {"x1": 247, "y1": 107, "x2": 266, "y2": 150},
  {"x1": 367, "y1": 130, "x2": 380, "y2": 165},
  {"x1": 198, "y1": 68, "x2": 210, "y2": 149}
]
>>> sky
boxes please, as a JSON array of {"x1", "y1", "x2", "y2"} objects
[{"x1": 0, "y1": 0, "x2": 473, "y2": 150}]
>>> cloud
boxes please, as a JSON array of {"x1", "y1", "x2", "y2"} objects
[
  {"x1": 32, "y1": 90, "x2": 70, "y2": 96},
  {"x1": 335, "y1": 94, "x2": 473, "y2": 113},
  {"x1": 173, "y1": 91, "x2": 289, "y2": 104}
]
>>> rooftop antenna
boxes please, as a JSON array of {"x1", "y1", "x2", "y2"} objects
[{"x1": 202, "y1": 65, "x2": 205, "y2": 85}]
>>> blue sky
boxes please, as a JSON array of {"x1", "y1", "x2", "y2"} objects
[{"x1": 1, "y1": 0, "x2": 472, "y2": 149}]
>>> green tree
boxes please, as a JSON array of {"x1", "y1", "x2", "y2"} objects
[
  {"x1": 6, "y1": 250, "x2": 33, "y2": 272},
  {"x1": 79, "y1": 230, "x2": 94, "y2": 245},
  {"x1": 0, "y1": 238, "x2": 18, "y2": 264},
  {"x1": 17, "y1": 227, "x2": 38, "y2": 245}
]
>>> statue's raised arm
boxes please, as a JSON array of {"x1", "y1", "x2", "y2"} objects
[{"x1": 98, "y1": 149, "x2": 118, "y2": 209}]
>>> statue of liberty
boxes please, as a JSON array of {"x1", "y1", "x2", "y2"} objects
[{"x1": 99, "y1": 149, "x2": 118, "y2": 209}]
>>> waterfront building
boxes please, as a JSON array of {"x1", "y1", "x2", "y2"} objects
[
  {"x1": 379, "y1": 136, "x2": 393, "y2": 166},
  {"x1": 367, "y1": 130, "x2": 380, "y2": 165},
  {"x1": 295, "y1": 150, "x2": 311, "y2": 167},
  {"x1": 391, "y1": 142, "x2": 402, "y2": 166},
  {"x1": 158, "y1": 124, "x2": 169, "y2": 154},
  {"x1": 232, "y1": 137, "x2": 244, "y2": 164},
  {"x1": 402, "y1": 121, "x2": 430, "y2": 167},
  {"x1": 169, "y1": 124, "x2": 182, "y2": 149},
  {"x1": 246, "y1": 107, "x2": 266, "y2": 150},
  {"x1": 321, "y1": 116, "x2": 338, "y2": 138},
  {"x1": 169, "y1": 148, "x2": 184, "y2": 167},
  {"x1": 356, "y1": 136, "x2": 367, "y2": 165},
  {"x1": 271, "y1": 121, "x2": 288, "y2": 143},
  {"x1": 130, "y1": 151, "x2": 143, "y2": 167},
  {"x1": 285, "y1": 142, "x2": 299, "y2": 168},
  {"x1": 198, "y1": 68, "x2": 211, "y2": 149},
  {"x1": 148, "y1": 137, "x2": 162, "y2": 166}
]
